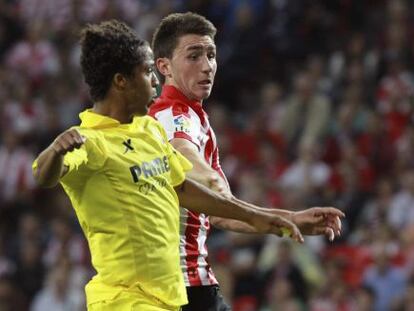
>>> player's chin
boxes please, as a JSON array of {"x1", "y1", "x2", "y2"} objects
[
  {"x1": 197, "y1": 89, "x2": 212, "y2": 100},
  {"x1": 144, "y1": 97, "x2": 154, "y2": 110}
]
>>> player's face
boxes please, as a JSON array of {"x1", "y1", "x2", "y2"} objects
[
  {"x1": 125, "y1": 46, "x2": 158, "y2": 116},
  {"x1": 166, "y1": 34, "x2": 217, "y2": 101}
]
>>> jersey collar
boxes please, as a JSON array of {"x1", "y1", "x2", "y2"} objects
[{"x1": 79, "y1": 109, "x2": 138, "y2": 129}]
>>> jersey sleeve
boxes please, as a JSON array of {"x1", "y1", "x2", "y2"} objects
[
  {"x1": 153, "y1": 104, "x2": 202, "y2": 149},
  {"x1": 153, "y1": 121, "x2": 193, "y2": 187},
  {"x1": 211, "y1": 146, "x2": 230, "y2": 189},
  {"x1": 168, "y1": 147, "x2": 193, "y2": 187},
  {"x1": 64, "y1": 129, "x2": 106, "y2": 175},
  {"x1": 32, "y1": 129, "x2": 107, "y2": 185}
]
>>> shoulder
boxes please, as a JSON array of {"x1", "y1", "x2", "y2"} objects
[
  {"x1": 139, "y1": 116, "x2": 168, "y2": 138},
  {"x1": 74, "y1": 126, "x2": 102, "y2": 139},
  {"x1": 149, "y1": 100, "x2": 201, "y2": 129},
  {"x1": 141, "y1": 115, "x2": 164, "y2": 131},
  {"x1": 149, "y1": 97, "x2": 191, "y2": 118},
  {"x1": 70, "y1": 126, "x2": 106, "y2": 154}
]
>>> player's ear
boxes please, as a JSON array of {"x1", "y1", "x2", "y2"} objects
[
  {"x1": 113, "y1": 73, "x2": 127, "y2": 90},
  {"x1": 156, "y1": 58, "x2": 172, "y2": 79}
]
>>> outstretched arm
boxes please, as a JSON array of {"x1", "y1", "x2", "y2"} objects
[
  {"x1": 175, "y1": 178, "x2": 304, "y2": 243},
  {"x1": 238, "y1": 203, "x2": 344, "y2": 241},
  {"x1": 33, "y1": 129, "x2": 85, "y2": 188},
  {"x1": 171, "y1": 137, "x2": 345, "y2": 239},
  {"x1": 171, "y1": 138, "x2": 255, "y2": 232}
]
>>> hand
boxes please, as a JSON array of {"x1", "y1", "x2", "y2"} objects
[
  {"x1": 250, "y1": 213, "x2": 304, "y2": 243},
  {"x1": 291, "y1": 207, "x2": 345, "y2": 241},
  {"x1": 51, "y1": 129, "x2": 86, "y2": 155}
]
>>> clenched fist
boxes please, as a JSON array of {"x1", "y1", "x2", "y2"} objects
[{"x1": 51, "y1": 129, "x2": 86, "y2": 155}]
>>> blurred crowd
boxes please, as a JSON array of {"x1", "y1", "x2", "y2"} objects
[{"x1": 1, "y1": 0, "x2": 414, "y2": 310}]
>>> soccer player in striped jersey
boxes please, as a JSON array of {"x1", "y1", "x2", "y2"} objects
[
  {"x1": 149, "y1": 12, "x2": 344, "y2": 311},
  {"x1": 32, "y1": 20, "x2": 305, "y2": 311}
]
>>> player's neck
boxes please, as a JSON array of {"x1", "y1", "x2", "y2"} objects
[
  {"x1": 164, "y1": 82, "x2": 204, "y2": 104},
  {"x1": 92, "y1": 99, "x2": 131, "y2": 124}
]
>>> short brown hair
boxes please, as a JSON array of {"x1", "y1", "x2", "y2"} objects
[
  {"x1": 152, "y1": 12, "x2": 216, "y2": 60},
  {"x1": 80, "y1": 20, "x2": 147, "y2": 101}
]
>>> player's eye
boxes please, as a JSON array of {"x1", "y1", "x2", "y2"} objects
[
  {"x1": 188, "y1": 53, "x2": 199, "y2": 60},
  {"x1": 207, "y1": 52, "x2": 216, "y2": 60}
]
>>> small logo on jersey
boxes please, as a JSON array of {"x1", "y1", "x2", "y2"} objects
[
  {"x1": 174, "y1": 115, "x2": 191, "y2": 134},
  {"x1": 123, "y1": 139, "x2": 134, "y2": 153}
]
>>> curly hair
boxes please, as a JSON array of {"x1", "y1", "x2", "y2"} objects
[
  {"x1": 80, "y1": 20, "x2": 147, "y2": 102},
  {"x1": 152, "y1": 12, "x2": 216, "y2": 60}
]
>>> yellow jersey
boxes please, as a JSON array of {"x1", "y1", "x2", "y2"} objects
[{"x1": 34, "y1": 110, "x2": 192, "y2": 308}]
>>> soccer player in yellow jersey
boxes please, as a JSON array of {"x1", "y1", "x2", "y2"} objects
[{"x1": 32, "y1": 20, "x2": 305, "y2": 311}]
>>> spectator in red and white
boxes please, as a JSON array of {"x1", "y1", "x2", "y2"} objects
[
  {"x1": 1, "y1": 83, "x2": 47, "y2": 136},
  {"x1": 0, "y1": 131, "x2": 35, "y2": 204},
  {"x1": 376, "y1": 58, "x2": 414, "y2": 127},
  {"x1": 5, "y1": 25, "x2": 60, "y2": 83}
]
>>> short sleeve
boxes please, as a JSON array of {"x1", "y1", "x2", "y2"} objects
[
  {"x1": 152, "y1": 121, "x2": 193, "y2": 186},
  {"x1": 32, "y1": 129, "x2": 107, "y2": 185},
  {"x1": 153, "y1": 105, "x2": 202, "y2": 148},
  {"x1": 168, "y1": 147, "x2": 193, "y2": 187},
  {"x1": 61, "y1": 133, "x2": 107, "y2": 180}
]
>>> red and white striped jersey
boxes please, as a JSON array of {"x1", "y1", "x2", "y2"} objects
[{"x1": 148, "y1": 85, "x2": 225, "y2": 287}]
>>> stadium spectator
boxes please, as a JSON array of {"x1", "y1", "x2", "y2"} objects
[{"x1": 0, "y1": 0, "x2": 413, "y2": 309}]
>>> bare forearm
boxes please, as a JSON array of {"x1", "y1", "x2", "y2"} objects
[
  {"x1": 176, "y1": 179, "x2": 304, "y2": 242},
  {"x1": 230, "y1": 197, "x2": 294, "y2": 221},
  {"x1": 210, "y1": 200, "x2": 293, "y2": 233},
  {"x1": 210, "y1": 217, "x2": 258, "y2": 233},
  {"x1": 186, "y1": 166, "x2": 214, "y2": 187},
  {"x1": 257, "y1": 206, "x2": 293, "y2": 221},
  {"x1": 33, "y1": 129, "x2": 85, "y2": 188},
  {"x1": 176, "y1": 179, "x2": 257, "y2": 223},
  {"x1": 33, "y1": 146, "x2": 67, "y2": 188}
]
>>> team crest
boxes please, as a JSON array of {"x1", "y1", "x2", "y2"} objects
[{"x1": 174, "y1": 115, "x2": 191, "y2": 133}]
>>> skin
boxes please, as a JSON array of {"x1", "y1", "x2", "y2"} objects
[
  {"x1": 34, "y1": 46, "x2": 159, "y2": 184},
  {"x1": 33, "y1": 42, "x2": 305, "y2": 243},
  {"x1": 156, "y1": 34, "x2": 217, "y2": 101},
  {"x1": 94, "y1": 45, "x2": 158, "y2": 122},
  {"x1": 155, "y1": 34, "x2": 344, "y2": 239}
]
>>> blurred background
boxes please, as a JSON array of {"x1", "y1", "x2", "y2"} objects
[{"x1": 1, "y1": 0, "x2": 414, "y2": 310}]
